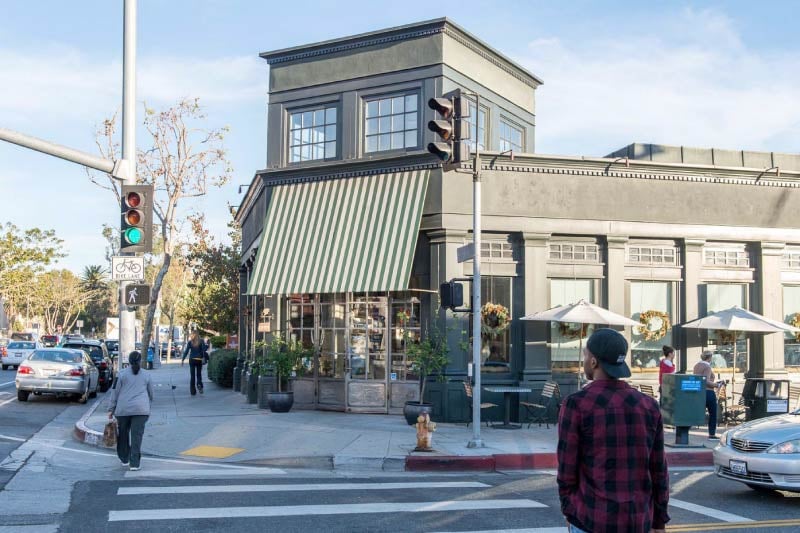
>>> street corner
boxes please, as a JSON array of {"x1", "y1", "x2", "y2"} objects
[{"x1": 73, "y1": 397, "x2": 111, "y2": 449}]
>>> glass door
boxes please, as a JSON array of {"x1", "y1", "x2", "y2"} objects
[{"x1": 346, "y1": 293, "x2": 388, "y2": 412}]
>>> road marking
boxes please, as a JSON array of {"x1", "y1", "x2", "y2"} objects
[
  {"x1": 109, "y1": 499, "x2": 548, "y2": 521},
  {"x1": 180, "y1": 445, "x2": 244, "y2": 459},
  {"x1": 432, "y1": 529, "x2": 566, "y2": 533},
  {"x1": 667, "y1": 519, "x2": 800, "y2": 531},
  {"x1": 0, "y1": 380, "x2": 16, "y2": 387},
  {"x1": 0, "y1": 395, "x2": 18, "y2": 407},
  {"x1": 669, "y1": 498, "x2": 753, "y2": 523},
  {"x1": 119, "y1": 481, "x2": 490, "y2": 495},
  {"x1": 0, "y1": 434, "x2": 26, "y2": 442},
  {"x1": 123, "y1": 467, "x2": 286, "y2": 478}
]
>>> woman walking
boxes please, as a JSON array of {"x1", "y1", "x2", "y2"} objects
[
  {"x1": 108, "y1": 351, "x2": 153, "y2": 471},
  {"x1": 182, "y1": 332, "x2": 208, "y2": 395}
]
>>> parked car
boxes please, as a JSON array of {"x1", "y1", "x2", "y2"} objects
[
  {"x1": 2, "y1": 340, "x2": 42, "y2": 370},
  {"x1": 61, "y1": 340, "x2": 114, "y2": 392},
  {"x1": 11, "y1": 332, "x2": 37, "y2": 342},
  {"x1": 16, "y1": 348, "x2": 99, "y2": 403},
  {"x1": 40, "y1": 335, "x2": 61, "y2": 347},
  {"x1": 61, "y1": 334, "x2": 85, "y2": 344},
  {"x1": 713, "y1": 408, "x2": 800, "y2": 492},
  {"x1": 104, "y1": 340, "x2": 120, "y2": 360}
]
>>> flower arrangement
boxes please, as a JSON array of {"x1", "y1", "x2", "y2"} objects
[
  {"x1": 637, "y1": 310, "x2": 670, "y2": 341},
  {"x1": 481, "y1": 302, "x2": 510, "y2": 337},
  {"x1": 715, "y1": 329, "x2": 739, "y2": 345},
  {"x1": 791, "y1": 312, "x2": 800, "y2": 342},
  {"x1": 557, "y1": 322, "x2": 589, "y2": 339},
  {"x1": 396, "y1": 309, "x2": 411, "y2": 324}
]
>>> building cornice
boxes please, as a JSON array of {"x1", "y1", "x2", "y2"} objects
[
  {"x1": 255, "y1": 156, "x2": 439, "y2": 187},
  {"x1": 260, "y1": 18, "x2": 543, "y2": 89}
]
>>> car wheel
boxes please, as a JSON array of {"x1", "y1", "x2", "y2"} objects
[
  {"x1": 746, "y1": 483, "x2": 778, "y2": 493},
  {"x1": 1, "y1": 364, "x2": 7, "y2": 371},
  {"x1": 17, "y1": 390, "x2": 29, "y2": 402}
]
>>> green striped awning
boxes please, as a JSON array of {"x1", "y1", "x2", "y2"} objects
[{"x1": 247, "y1": 170, "x2": 429, "y2": 295}]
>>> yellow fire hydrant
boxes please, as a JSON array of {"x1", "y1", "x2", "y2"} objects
[{"x1": 414, "y1": 412, "x2": 436, "y2": 452}]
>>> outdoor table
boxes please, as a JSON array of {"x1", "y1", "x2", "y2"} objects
[{"x1": 484, "y1": 386, "x2": 532, "y2": 429}]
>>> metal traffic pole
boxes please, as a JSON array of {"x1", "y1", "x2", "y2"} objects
[
  {"x1": 118, "y1": 0, "x2": 138, "y2": 375},
  {"x1": 468, "y1": 94, "x2": 484, "y2": 448}
]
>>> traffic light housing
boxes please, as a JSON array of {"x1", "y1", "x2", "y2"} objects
[
  {"x1": 440, "y1": 280, "x2": 464, "y2": 310},
  {"x1": 120, "y1": 184, "x2": 153, "y2": 253},
  {"x1": 427, "y1": 90, "x2": 471, "y2": 165}
]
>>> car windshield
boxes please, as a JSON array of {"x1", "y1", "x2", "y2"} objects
[
  {"x1": 8, "y1": 342, "x2": 35, "y2": 349},
  {"x1": 30, "y1": 350, "x2": 83, "y2": 363}
]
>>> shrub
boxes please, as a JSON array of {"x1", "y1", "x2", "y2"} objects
[
  {"x1": 210, "y1": 335, "x2": 227, "y2": 349},
  {"x1": 208, "y1": 349, "x2": 238, "y2": 388}
]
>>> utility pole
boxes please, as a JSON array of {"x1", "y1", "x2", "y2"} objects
[
  {"x1": 467, "y1": 94, "x2": 483, "y2": 449},
  {"x1": 0, "y1": 1, "x2": 138, "y2": 375}
]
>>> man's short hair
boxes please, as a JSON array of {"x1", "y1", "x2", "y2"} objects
[{"x1": 701, "y1": 350, "x2": 713, "y2": 361}]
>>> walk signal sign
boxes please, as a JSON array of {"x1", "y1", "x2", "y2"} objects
[
  {"x1": 120, "y1": 184, "x2": 153, "y2": 253},
  {"x1": 124, "y1": 284, "x2": 151, "y2": 307}
]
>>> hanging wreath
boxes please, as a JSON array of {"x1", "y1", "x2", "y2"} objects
[
  {"x1": 557, "y1": 322, "x2": 589, "y2": 340},
  {"x1": 481, "y1": 302, "x2": 510, "y2": 337},
  {"x1": 791, "y1": 312, "x2": 800, "y2": 342},
  {"x1": 637, "y1": 310, "x2": 670, "y2": 341},
  {"x1": 715, "y1": 330, "x2": 739, "y2": 345}
]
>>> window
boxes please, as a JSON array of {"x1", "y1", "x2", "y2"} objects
[
  {"x1": 782, "y1": 286, "x2": 800, "y2": 368},
  {"x1": 289, "y1": 106, "x2": 337, "y2": 163},
  {"x1": 549, "y1": 279, "x2": 595, "y2": 377},
  {"x1": 782, "y1": 249, "x2": 800, "y2": 270},
  {"x1": 364, "y1": 94, "x2": 418, "y2": 152},
  {"x1": 481, "y1": 241, "x2": 513, "y2": 261},
  {"x1": 549, "y1": 243, "x2": 600, "y2": 262},
  {"x1": 464, "y1": 100, "x2": 487, "y2": 152},
  {"x1": 499, "y1": 119, "x2": 523, "y2": 152},
  {"x1": 704, "y1": 247, "x2": 750, "y2": 267},
  {"x1": 630, "y1": 282, "x2": 673, "y2": 372},
  {"x1": 287, "y1": 294, "x2": 315, "y2": 377},
  {"x1": 464, "y1": 277, "x2": 512, "y2": 372},
  {"x1": 704, "y1": 283, "x2": 747, "y2": 371},
  {"x1": 390, "y1": 293, "x2": 421, "y2": 381},
  {"x1": 627, "y1": 246, "x2": 678, "y2": 266}
]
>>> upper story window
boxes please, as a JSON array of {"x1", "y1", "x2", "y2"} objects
[
  {"x1": 499, "y1": 118, "x2": 524, "y2": 153},
  {"x1": 289, "y1": 106, "x2": 337, "y2": 163},
  {"x1": 704, "y1": 246, "x2": 750, "y2": 267},
  {"x1": 464, "y1": 100, "x2": 487, "y2": 152},
  {"x1": 364, "y1": 93, "x2": 418, "y2": 153}
]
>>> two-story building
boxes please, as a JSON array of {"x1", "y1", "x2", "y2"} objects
[{"x1": 235, "y1": 18, "x2": 800, "y2": 422}]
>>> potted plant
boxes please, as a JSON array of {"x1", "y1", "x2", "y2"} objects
[
  {"x1": 249, "y1": 341, "x2": 273, "y2": 409},
  {"x1": 402, "y1": 323, "x2": 449, "y2": 425},
  {"x1": 265, "y1": 337, "x2": 310, "y2": 413}
]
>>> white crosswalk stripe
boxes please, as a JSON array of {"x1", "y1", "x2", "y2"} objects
[
  {"x1": 118, "y1": 480, "x2": 490, "y2": 495},
  {"x1": 123, "y1": 467, "x2": 286, "y2": 478}
]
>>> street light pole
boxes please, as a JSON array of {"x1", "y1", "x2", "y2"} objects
[
  {"x1": 468, "y1": 94, "x2": 484, "y2": 448},
  {"x1": 118, "y1": 0, "x2": 137, "y2": 373}
]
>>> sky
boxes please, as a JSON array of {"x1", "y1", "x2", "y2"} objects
[{"x1": 1, "y1": 0, "x2": 799, "y2": 274}]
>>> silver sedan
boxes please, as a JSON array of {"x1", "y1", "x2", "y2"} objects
[
  {"x1": 713, "y1": 408, "x2": 800, "y2": 492},
  {"x1": 15, "y1": 348, "x2": 99, "y2": 403}
]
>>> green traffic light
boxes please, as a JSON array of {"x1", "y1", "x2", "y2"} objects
[{"x1": 124, "y1": 227, "x2": 143, "y2": 245}]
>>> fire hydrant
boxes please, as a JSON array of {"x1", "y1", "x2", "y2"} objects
[{"x1": 414, "y1": 412, "x2": 436, "y2": 452}]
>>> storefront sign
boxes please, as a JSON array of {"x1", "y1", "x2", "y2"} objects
[{"x1": 258, "y1": 322, "x2": 271, "y2": 333}]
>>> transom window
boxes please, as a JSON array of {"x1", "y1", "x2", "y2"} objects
[
  {"x1": 465, "y1": 100, "x2": 487, "y2": 152},
  {"x1": 704, "y1": 248, "x2": 750, "y2": 267},
  {"x1": 481, "y1": 241, "x2": 513, "y2": 260},
  {"x1": 549, "y1": 243, "x2": 600, "y2": 262},
  {"x1": 499, "y1": 119, "x2": 523, "y2": 152},
  {"x1": 289, "y1": 106, "x2": 337, "y2": 163},
  {"x1": 782, "y1": 249, "x2": 800, "y2": 269},
  {"x1": 627, "y1": 246, "x2": 678, "y2": 265},
  {"x1": 365, "y1": 94, "x2": 418, "y2": 153}
]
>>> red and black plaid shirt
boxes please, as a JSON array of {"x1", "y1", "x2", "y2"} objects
[{"x1": 557, "y1": 379, "x2": 670, "y2": 533}]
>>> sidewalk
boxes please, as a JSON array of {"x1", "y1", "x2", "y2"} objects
[{"x1": 74, "y1": 361, "x2": 715, "y2": 472}]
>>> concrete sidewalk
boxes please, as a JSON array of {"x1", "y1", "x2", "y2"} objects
[{"x1": 74, "y1": 361, "x2": 715, "y2": 471}]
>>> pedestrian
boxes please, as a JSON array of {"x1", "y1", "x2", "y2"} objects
[
  {"x1": 107, "y1": 350, "x2": 153, "y2": 471},
  {"x1": 557, "y1": 328, "x2": 669, "y2": 533},
  {"x1": 693, "y1": 350, "x2": 720, "y2": 440},
  {"x1": 658, "y1": 345, "x2": 676, "y2": 400},
  {"x1": 182, "y1": 332, "x2": 208, "y2": 395}
]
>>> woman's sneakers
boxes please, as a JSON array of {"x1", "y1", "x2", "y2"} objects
[{"x1": 130, "y1": 466, "x2": 140, "y2": 471}]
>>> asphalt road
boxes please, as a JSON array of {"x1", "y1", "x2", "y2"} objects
[{"x1": 59, "y1": 469, "x2": 800, "y2": 533}]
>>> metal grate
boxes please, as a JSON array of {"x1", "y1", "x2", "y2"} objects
[
  {"x1": 731, "y1": 438, "x2": 772, "y2": 452},
  {"x1": 719, "y1": 466, "x2": 773, "y2": 483}
]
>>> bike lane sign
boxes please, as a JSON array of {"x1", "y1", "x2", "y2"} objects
[{"x1": 111, "y1": 256, "x2": 145, "y2": 281}]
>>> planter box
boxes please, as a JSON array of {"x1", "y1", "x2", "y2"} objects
[{"x1": 257, "y1": 375, "x2": 277, "y2": 409}]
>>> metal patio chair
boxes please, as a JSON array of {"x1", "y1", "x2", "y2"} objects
[{"x1": 521, "y1": 381, "x2": 561, "y2": 429}]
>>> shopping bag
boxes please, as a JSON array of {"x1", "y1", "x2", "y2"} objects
[{"x1": 103, "y1": 419, "x2": 118, "y2": 447}]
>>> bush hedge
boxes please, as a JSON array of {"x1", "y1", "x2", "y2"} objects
[{"x1": 208, "y1": 349, "x2": 238, "y2": 388}]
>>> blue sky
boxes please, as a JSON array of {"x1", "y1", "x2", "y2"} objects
[{"x1": 2, "y1": 0, "x2": 799, "y2": 273}]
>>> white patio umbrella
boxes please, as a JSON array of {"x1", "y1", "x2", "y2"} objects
[
  {"x1": 522, "y1": 299, "x2": 640, "y2": 387},
  {"x1": 680, "y1": 306, "x2": 799, "y2": 404}
]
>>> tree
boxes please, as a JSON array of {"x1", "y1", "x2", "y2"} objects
[
  {"x1": 89, "y1": 98, "x2": 232, "y2": 351},
  {"x1": 30, "y1": 270, "x2": 101, "y2": 334},
  {"x1": 0, "y1": 222, "x2": 65, "y2": 328},
  {"x1": 78, "y1": 265, "x2": 113, "y2": 337},
  {"x1": 183, "y1": 215, "x2": 240, "y2": 335}
]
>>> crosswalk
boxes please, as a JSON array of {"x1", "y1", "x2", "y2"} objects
[{"x1": 72, "y1": 471, "x2": 563, "y2": 532}]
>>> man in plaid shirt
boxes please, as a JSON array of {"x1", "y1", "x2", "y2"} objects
[{"x1": 557, "y1": 328, "x2": 670, "y2": 533}]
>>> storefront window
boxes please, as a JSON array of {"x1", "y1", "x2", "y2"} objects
[
  {"x1": 390, "y1": 293, "x2": 421, "y2": 381},
  {"x1": 630, "y1": 281, "x2": 673, "y2": 373},
  {"x1": 319, "y1": 293, "x2": 346, "y2": 378},
  {"x1": 549, "y1": 279, "x2": 594, "y2": 375},
  {"x1": 287, "y1": 294, "x2": 315, "y2": 377},
  {"x1": 783, "y1": 285, "x2": 800, "y2": 369},
  {"x1": 704, "y1": 283, "x2": 747, "y2": 371},
  {"x1": 465, "y1": 277, "x2": 512, "y2": 373},
  {"x1": 349, "y1": 293, "x2": 387, "y2": 380}
]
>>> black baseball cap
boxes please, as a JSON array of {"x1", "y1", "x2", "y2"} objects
[{"x1": 586, "y1": 328, "x2": 631, "y2": 379}]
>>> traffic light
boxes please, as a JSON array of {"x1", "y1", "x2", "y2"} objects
[
  {"x1": 427, "y1": 90, "x2": 471, "y2": 165},
  {"x1": 120, "y1": 184, "x2": 153, "y2": 253},
  {"x1": 440, "y1": 280, "x2": 464, "y2": 310}
]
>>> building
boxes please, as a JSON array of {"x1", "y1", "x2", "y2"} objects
[{"x1": 235, "y1": 18, "x2": 800, "y2": 422}]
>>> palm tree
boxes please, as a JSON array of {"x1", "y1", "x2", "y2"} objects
[{"x1": 79, "y1": 265, "x2": 111, "y2": 336}]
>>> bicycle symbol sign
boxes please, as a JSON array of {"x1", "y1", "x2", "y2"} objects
[{"x1": 111, "y1": 256, "x2": 145, "y2": 281}]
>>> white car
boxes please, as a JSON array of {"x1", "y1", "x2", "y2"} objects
[
  {"x1": 2, "y1": 340, "x2": 41, "y2": 370},
  {"x1": 714, "y1": 408, "x2": 800, "y2": 492}
]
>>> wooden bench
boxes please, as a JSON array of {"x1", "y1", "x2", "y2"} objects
[
  {"x1": 639, "y1": 384, "x2": 656, "y2": 399},
  {"x1": 463, "y1": 381, "x2": 497, "y2": 427},
  {"x1": 521, "y1": 381, "x2": 561, "y2": 429}
]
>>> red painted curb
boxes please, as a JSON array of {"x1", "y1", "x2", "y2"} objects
[{"x1": 406, "y1": 450, "x2": 713, "y2": 472}]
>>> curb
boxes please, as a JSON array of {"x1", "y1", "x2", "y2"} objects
[
  {"x1": 405, "y1": 450, "x2": 712, "y2": 472},
  {"x1": 73, "y1": 397, "x2": 111, "y2": 449}
]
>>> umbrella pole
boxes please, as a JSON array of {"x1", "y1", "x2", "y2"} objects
[{"x1": 578, "y1": 330, "x2": 583, "y2": 391}]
